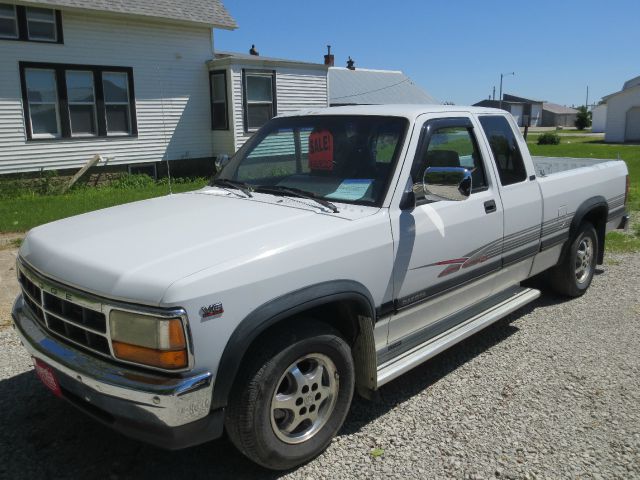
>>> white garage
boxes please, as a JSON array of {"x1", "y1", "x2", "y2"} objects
[{"x1": 603, "y1": 75, "x2": 640, "y2": 143}]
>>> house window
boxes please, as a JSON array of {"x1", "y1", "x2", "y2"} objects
[
  {"x1": 24, "y1": 68, "x2": 61, "y2": 138},
  {"x1": 66, "y1": 71, "x2": 97, "y2": 136},
  {"x1": 20, "y1": 62, "x2": 137, "y2": 140},
  {"x1": 103, "y1": 72, "x2": 132, "y2": 135},
  {"x1": 0, "y1": 3, "x2": 18, "y2": 39},
  {"x1": 210, "y1": 70, "x2": 228, "y2": 130},
  {"x1": 243, "y1": 70, "x2": 276, "y2": 131},
  {"x1": 0, "y1": 4, "x2": 62, "y2": 43},
  {"x1": 26, "y1": 7, "x2": 57, "y2": 41}
]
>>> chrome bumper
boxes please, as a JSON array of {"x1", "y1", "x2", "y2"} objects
[{"x1": 12, "y1": 295, "x2": 222, "y2": 448}]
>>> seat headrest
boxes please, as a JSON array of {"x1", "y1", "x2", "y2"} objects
[{"x1": 425, "y1": 149, "x2": 461, "y2": 168}]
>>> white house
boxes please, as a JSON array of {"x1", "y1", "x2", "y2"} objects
[
  {"x1": 207, "y1": 51, "x2": 328, "y2": 156},
  {"x1": 591, "y1": 103, "x2": 607, "y2": 133},
  {"x1": 0, "y1": 0, "x2": 239, "y2": 175},
  {"x1": 0, "y1": 0, "x2": 331, "y2": 177},
  {"x1": 602, "y1": 75, "x2": 640, "y2": 143}
]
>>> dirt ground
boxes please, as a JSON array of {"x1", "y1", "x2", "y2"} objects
[{"x1": 0, "y1": 234, "x2": 22, "y2": 329}]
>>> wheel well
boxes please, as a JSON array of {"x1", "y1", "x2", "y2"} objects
[
  {"x1": 234, "y1": 298, "x2": 377, "y2": 401},
  {"x1": 581, "y1": 206, "x2": 607, "y2": 264}
]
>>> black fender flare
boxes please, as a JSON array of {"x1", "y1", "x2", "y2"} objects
[
  {"x1": 566, "y1": 196, "x2": 608, "y2": 264},
  {"x1": 210, "y1": 280, "x2": 376, "y2": 410}
]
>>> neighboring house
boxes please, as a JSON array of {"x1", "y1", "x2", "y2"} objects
[
  {"x1": 473, "y1": 93, "x2": 542, "y2": 127},
  {"x1": 207, "y1": 51, "x2": 329, "y2": 156},
  {"x1": 541, "y1": 103, "x2": 578, "y2": 127},
  {"x1": 591, "y1": 103, "x2": 607, "y2": 133},
  {"x1": 328, "y1": 67, "x2": 436, "y2": 106},
  {"x1": 602, "y1": 75, "x2": 640, "y2": 143},
  {"x1": 0, "y1": 0, "x2": 237, "y2": 175}
]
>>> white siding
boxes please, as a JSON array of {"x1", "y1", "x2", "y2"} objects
[
  {"x1": 605, "y1": 86, "x2": 640, "y2": 142},
  {"x1": 591, "y1": 104, "x2": 607, "y2": 133},
  {"x1": 227, "y1": 65, "x2": 328, "y2": 151},
  {"x1": 0, "y1": 10, "x2": 215, "y2": 173}
]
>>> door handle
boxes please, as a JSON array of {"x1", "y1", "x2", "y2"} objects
[{"x1": 484, "y1": 200, "x2": 497, "y2": 214}]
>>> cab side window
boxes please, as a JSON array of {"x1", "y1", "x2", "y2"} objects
[
  {"x1": 478, "y1": 115, "x2": 527, "y2": 186},
  {"x1": 412, "y1": 125, "x2": 487, "y2": 200}
]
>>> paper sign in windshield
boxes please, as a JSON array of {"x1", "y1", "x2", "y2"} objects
[
  {"x1": 326, "y1": 179, "x2": 373, "y2": 201},
  {"x1": 308, "y1": 130, "x2": 334, "y2": 171}
]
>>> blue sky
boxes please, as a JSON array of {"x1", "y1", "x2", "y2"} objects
[{"x1": 215, "y1": 0, "x2": 639, "y2": 107}]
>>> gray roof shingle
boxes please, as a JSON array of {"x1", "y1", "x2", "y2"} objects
[
  {"x1": 329, "y1": 68, "x2": 437, "y2": 105},
  {"x1": 21, "y1": 0, "x2": 237, "y2": 29},
  {"x1": 543, "y1": 102, "x2": 578, "y2": 115}
]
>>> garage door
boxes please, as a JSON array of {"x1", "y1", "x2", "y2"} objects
[
  {"x1": 510, "y1": 104, "x2": 523, "y2": 126},
  {"x1": 625, "y1": 107, "x2": 640, "y2": 142}
]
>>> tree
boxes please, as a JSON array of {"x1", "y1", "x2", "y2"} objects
[{"x1": 575, "y1": 106, "x2": 592, "y2": 130}]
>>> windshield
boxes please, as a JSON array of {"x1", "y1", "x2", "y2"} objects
[{"x1": 214, "y1": 115, "x2": 408, "y2": 207}]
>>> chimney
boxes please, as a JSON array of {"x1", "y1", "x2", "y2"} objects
[
  {"x1": 249, "y1": 44, "x2": 259, "y2": 56},
  {"x1": 324, "y1": 45, "x2": 334, "y2": 66},
  {"x1": 346, "y1": 56, "x2": 355, "y2": 70}
]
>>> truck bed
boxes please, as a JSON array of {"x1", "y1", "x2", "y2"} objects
[{"x1": 532, "y1": 156, "x2": 618, "y2": 177}]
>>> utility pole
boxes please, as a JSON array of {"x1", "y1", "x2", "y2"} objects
[
  {"x1": 492, "y1": 86, "x2": 496, "y2": 100},
  {"x1": 585, "y1": 85, "x2": 589, "y2": 108},
  {"x1": 499, "y1": 72, "x2": 515, "y2": 110}
]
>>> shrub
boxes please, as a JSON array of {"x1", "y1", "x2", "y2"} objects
[
  {"x1": 575, "y1": 106, "x2": 592, "y2": 130},
  {"x1": 537, "y1": 133, "x2": 561, "y2": 145}
]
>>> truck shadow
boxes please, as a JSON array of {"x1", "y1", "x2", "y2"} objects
[{"x1": 0, "y1": 294, "x2": 562, "y2": 479}]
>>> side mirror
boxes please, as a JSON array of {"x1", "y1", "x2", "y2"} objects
[
  {"x1": 423, "y1": 166, "x2": 472, "y2": 201},
  {"x1": 214, "y1": 154, "x2": 230, "y2": 173}
]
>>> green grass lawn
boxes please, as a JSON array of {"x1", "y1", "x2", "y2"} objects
[{"x1": 0, "y1": 177, "x2": 207, "y2": 233}]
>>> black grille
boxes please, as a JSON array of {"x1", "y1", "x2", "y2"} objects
[
  {"x1": 43, "y1": 292, "x2": 106, "y2": 333},
  {"x1": 19, "y1": 267, "x2": 110, "y2": 356}
]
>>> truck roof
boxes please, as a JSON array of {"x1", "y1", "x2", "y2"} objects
[{"x1": 279, "y1": 104, "x2": 506, "y2": 121}]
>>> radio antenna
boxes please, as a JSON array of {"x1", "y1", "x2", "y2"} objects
[{"x1": 158, "y1": 66, "x2": 173, "y2": 195}]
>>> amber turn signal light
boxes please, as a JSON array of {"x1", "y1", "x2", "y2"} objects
[{"x1": 112, "y1": 341, "x2": 188, "y2": 370}]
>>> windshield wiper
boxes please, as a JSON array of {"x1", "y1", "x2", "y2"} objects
[
  {"x1": 253, "y1": 185, "x2": 339, "y2": 213},
  {"x1": 212, "y1": 178, "x2": 253, "y2": 198}
]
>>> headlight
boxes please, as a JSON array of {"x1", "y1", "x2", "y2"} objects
[{"x1": 109, "y1": 310, "x2": 188, "y2": 370}]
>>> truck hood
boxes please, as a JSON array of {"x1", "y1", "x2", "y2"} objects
[{"x1": 19, "y1": 188, "x2": 377, "y2": 306}]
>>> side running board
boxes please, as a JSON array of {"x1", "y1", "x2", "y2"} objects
[{"x1": 376, "y1": 287, "x2": 541, "y2": 387}]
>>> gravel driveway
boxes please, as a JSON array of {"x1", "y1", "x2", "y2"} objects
[{"x1": 1, "y1": 254, "x2": 639, "y2": 479}]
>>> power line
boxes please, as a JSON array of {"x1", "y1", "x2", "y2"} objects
[{"x1": 331, "y1": 78, "x2": 412, "y2": 100}]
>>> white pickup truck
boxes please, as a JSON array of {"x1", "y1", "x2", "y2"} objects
[{"x1": 13, "y1": 105, "x2": 629, "y2": 469}]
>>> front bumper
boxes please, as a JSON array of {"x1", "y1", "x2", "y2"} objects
[{"x1": 12, "y1": 295, "x2": 224, "y2": 449}]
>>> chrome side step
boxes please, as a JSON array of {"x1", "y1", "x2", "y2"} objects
[{"x1": 376, "y1": 287, "x2": 541, "y2": 387}]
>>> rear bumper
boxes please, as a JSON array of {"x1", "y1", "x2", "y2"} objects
[{"x1": 12, "y1": 295, "x2": 224, "y2": 449}]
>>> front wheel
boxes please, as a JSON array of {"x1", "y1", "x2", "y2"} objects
[
  {"x1": 549, "y1": 222, "x2": 598, "y2": 297},
  {"x1": 225, "y1": 321, "x2": 355, "y2": 470}
]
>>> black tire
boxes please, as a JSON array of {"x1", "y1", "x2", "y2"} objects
[
  {"x1": 548, "y1": 222, "x2": 598, "y2": 297},
  {"x1": 225, "y1": 321, "x2": 355, "y2": 470}
]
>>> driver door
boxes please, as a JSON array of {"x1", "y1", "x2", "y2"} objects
[{"x1": 386, "y1": 115, "x2": 504, "y2": 350}]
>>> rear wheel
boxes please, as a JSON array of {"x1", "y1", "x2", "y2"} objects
[
  {"x1": 225, "y1": 321, "x2": 355, "y2": 470},
  {"x1": 549, "y1": 222, "x2": 598, "y2": 297}
]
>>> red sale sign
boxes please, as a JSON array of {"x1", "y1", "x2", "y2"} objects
[{"x1": 308, "y1": 130, "x2": 334, "y2": 171}]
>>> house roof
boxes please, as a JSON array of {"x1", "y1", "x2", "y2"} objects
[
  {"x1": 472, "y1": 99, "x2": 522, "y2": 109},
  {"x1": 602, "y1": 74, "x2": 640, "y2": 101},
  {"x1": 502, "y1": 93, "x2": 545, "y2": 104},
  {"x1": 20, "y1": 0, "x2": 237, "y2": 29},
  {"x1": 543, "y1": 102, "x2": 578, "y2": 115},
  {"x1": 622, "y1": 75, "x2": 640, "y2": 90},
  {"x1": 328, "y1": 67, "x2": 437, "y2": 105},
  {"x1": 210, "y1": 50, "x2": 326, "y2": 69}
]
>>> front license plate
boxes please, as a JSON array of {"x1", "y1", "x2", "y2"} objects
[{"x1": 33, "y1": 358, "x2": 62, "y2": 398}]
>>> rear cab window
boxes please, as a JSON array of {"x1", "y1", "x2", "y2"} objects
[{"x1": 478, "y1": 115, "x2": 528, "y2": 186}]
